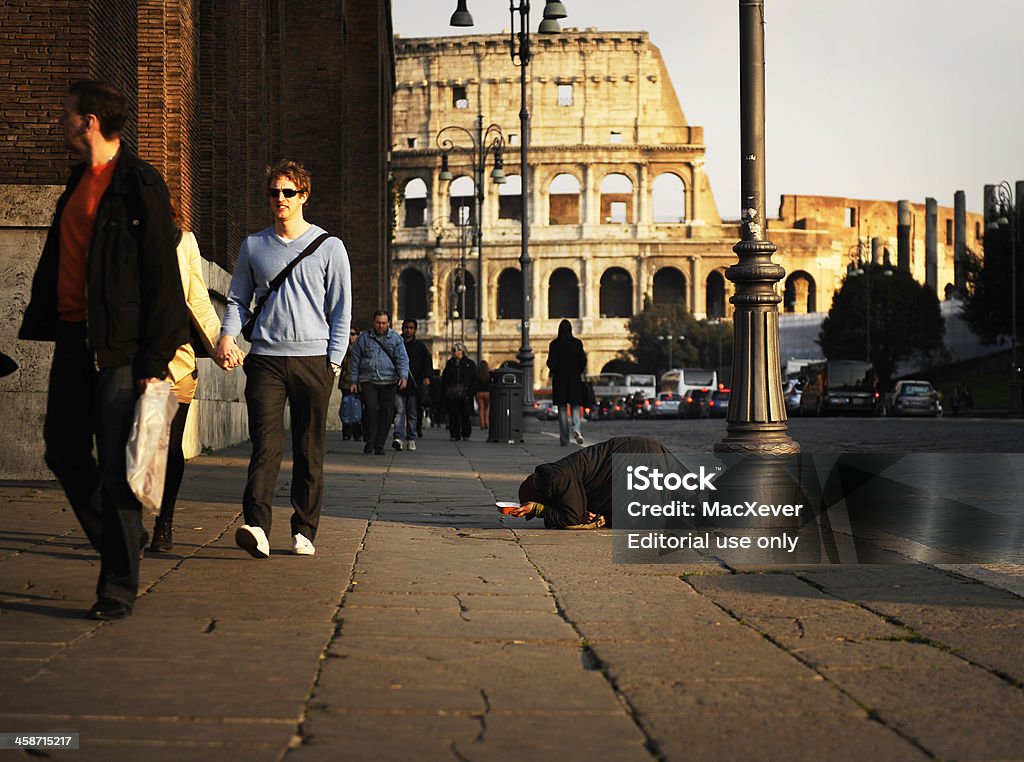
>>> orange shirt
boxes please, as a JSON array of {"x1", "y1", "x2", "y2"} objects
[{"x1": 57, "y1": 160, "x2": 117, "y2": 322}]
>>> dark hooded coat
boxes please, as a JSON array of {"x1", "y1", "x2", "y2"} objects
[{"x1": 546, "y1": 319, "x2": 587, "y2": 406}]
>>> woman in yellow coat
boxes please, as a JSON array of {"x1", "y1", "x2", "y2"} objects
[{"x1": 150, "y1": 227, "x2": 223, "y2": 552}]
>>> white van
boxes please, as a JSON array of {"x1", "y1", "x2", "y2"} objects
[{"x1": 659, "y1": 368, "x2": 718, "y2": 400}]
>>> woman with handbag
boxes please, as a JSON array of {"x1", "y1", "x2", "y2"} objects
[
  {"x1": 339, "y1": 326, "x2": 363, "y2": 442},
  {"x1": 441, "y1": 342, "x2": 476, "y2": 441},
  {"x1": 150, "y1": 222, "x2": 224, "y2": 552}
]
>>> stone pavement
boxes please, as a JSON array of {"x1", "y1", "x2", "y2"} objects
[{"x1": 1, "y1": 429, "x2": 1023, "y2": 761}]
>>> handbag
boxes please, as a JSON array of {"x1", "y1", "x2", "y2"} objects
[
  {"x1": 241, "y1": 233, "x2": 331, "y2": 341},
  {"x1": 445, "y1": 382, "x2": 466, "y2": 401}
]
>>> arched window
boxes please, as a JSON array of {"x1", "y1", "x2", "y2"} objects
[
  {"x1": 652, "y1": 173, "x2": 686, "y2": 223},
  {"x1": 398, "y1": 268, "x2": 428, "y2": 321},
  {"x1": 497, "y1": 268, "x2": 523, "y2": 319},
  {"x1": 784, "y1": 271, "x2": 816, "y2": 314},
  {"x1": 599, "y1": 267, "x2": 632, "y2": 317},
  {"x1": 548, "y1": 268, "x2": 580, "y2": 318},
  {"x1": 706, "y1": 271, "x2": 727, "y2": 319},
  {"x1": 548, "y1": 173, "x2": 581, "y2": 225},
  {"x1": 499, "y1": 174, "x2": 522, "y2": 221},
  {"x1": 600, "y1": 173, "x2": 633, "y2": 224},
  {"x1": 448, "y1": 175, "x2": 475, "y2": 225},
  {"x1": 402, "y1": 178, "x2": 428, "y2": 228},
  {"x1": 652, "y1": 267, "x2": 687, "y2": 306}
]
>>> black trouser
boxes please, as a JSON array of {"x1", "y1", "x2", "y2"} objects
[
  {"x1": 44, "y1": 321, "x2": 143, "y2": 607},
  {"x1": 242, "y1": 355, "x2": 333, "y2": 541},
  {"x1": 157, "y1": 402, "x2": 190, "y2": 525},
  {"x1": 360, "y1": 381, "x2": 397, "y2": 451},
  {"x1": 447, "y1": 396, "x2": 472, "y2": 440}
]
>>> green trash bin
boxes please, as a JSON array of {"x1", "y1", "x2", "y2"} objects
[{"x1": 487, "y1": 367, "x2": 523, "y2": 443}]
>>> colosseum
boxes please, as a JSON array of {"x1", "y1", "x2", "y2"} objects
[{"x1": 389, "y1": 29, "x2": 984, "y2": 382}]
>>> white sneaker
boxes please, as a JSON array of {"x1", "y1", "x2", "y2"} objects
[
  {"x1": 392, "y1": 438, "x2": 403, "y2": 451},
  {"x1": 406, "y1": 440, "x2": 416, "y2": 451},
  {"x1": 292, "y1": 533, "x2": 316, "y2": 556},
  {"x1": 573, "y1": 429, "x2": 584, "y2": 445},
  {"x1": 235, "y1": 525, "x2": 270, "y2": 559}
]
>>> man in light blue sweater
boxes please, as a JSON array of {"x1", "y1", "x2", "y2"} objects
[{"x1": 216, "y1": 160, "x2": 351, "y2": 559}]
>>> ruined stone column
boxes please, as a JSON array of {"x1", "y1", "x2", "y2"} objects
[
  {"x1": 954, "y1": 190, "x2": 966, "y2": 294},
  {"x1": 897, "y1": 200, "x2": 912, "y2": 271},
  {"x1": 871, "y1": 236, "x2": 883, "y2": 266},
  {"x1": 926, "y1": 197, "x2": 938, "y2": 293}
]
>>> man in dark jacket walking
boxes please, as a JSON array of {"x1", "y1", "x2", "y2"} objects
[
  {"x1": 547, "y1": 319, "x2": 588, "y2": 446},
  {"x1": 508, "y1": 436, "x2": 670, "y2": 529},
  {"x1": 19, "y1": 80, "x2": 189, "y2": 620},
  {"x1": 393, "y1": 319, "x2": 432, "y2": 452}
]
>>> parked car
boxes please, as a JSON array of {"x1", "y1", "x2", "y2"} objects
[
  {"x1": 650, "y1": 392, "x2": 682, "y2": 419},
  {"x1": 533, "y1": 400, "x2": 558, "y2": 420},
  {"x1": 708, "y1": 389, "x2": 730, "y2": 418},
  {"x1": 682, "y1": 389, "x2": 712, "y2": 419},
  {"x1": 885, "y1": 380, "x2": 942, "y2": 417},
  {"x1": 783, "y1": 379, "x2": 803, "y2": 414}
]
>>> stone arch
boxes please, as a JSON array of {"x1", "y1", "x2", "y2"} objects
[
  {"x1": 784, "y1": 271, "x2": 816, "y2": 313},
  {"x1": 600, "y1": 267, "x2": 633, "y2": 317},
  {"x1": 548, "y1": 267, "x2": 580, "y2": 318},
  {"x1": 652, "y1": 172, "x2": 686, "y2": 223},
  {"x1": 600, "y1": 173, "x2": 633, "y2": 224},
  {"x1": 448, "y1": 175, "x2": 475, "y2": 225},
  {"x1": 402, "y1": 177, "x2": 428, "y2": 228},
  {"x1": 497, "y1": 268, "x2": 523, "y2": 319},
  {"x1": 706, "y1": 270, "x2": 727, "y2": 319},
  {"x1": 498, "y1": 174, "x2": 522, "y2": 221},
  {"x1": 397, "y1": 267, "x2": 428, "y2": 321},
  {"x1": 548, "y1": 172, "x2": 581, "y2": 225},
  {"x1": 652, "y1": 266, "x2": 687, "y2": 307}
]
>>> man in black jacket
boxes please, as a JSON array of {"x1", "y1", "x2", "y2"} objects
[
  {"x1": 19, "y1": 80, "x2": 189, "y2": 620},
  {"x1": 508, "y1": 436, "x2": 671, "y2": 529},
  {"x1": 393, "y1": 319, "x2": 432, "y2": 452}
]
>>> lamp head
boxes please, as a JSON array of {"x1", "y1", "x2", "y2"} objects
[
  {"x1": 450, "y1": 0, "x2": 474, "y2": 27},
  {"x1": 490, "y1": 152, "x2": 506, "y2": 184},
  {"x1": 439, "y1": 153, "x2": 453, "y2": 182},
  {"x1": 543, "y1": 1, "x2": 568, "y2": 19},
  {"x1": 538, "y1": 17, "x2": 561, "y2": 34}
]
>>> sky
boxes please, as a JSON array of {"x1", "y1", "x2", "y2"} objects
[{"x1": 392, "y1": 0, "x2": 1023, "y2": 219}]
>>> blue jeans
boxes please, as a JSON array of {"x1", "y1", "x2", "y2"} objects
[
  {"x1": 394, "y1": 393, "x2": 418, "y2": 441},
  {"x1": 558, "y1": 403, "x2": 582, "y2": 445}
]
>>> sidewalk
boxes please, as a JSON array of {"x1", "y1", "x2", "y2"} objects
[{"x1": 1, "y1": 430, "x2": 1023, "y2": 761}]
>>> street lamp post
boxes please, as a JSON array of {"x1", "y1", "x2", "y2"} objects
[
  {"x1": 987, "y1": 181, "x2": 1020, "y2": 414},
  {"x1": 451, "y1": 0, "x2": 567, "y2": 423},
  {"x1": 436, "y1": 117, "x2": 507, "y2": 364},
  {"x1": 431, "y1": 218, "x2": 473, "y2": 347},
  {"x1": 715, "y1": 0, "x2": 797, "y2": 457}
]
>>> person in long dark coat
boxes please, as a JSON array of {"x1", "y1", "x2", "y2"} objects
[
  {"x1": 508, "y1": 436, "x2": 671, "y2": 528},
  {"x1": 546, "y1": 318, "x2": 588, "y2": 446},
  {"x1": 440, "y1": 342, "x2": 477, "y2": 441}
]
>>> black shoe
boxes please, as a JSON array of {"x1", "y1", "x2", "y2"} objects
[
  {"x1": 363, "y1": 443, "x2": 373, "y2": 454},
  {"x1": 342, "y1": 433, "x2": 351, "y2": 441},
  {"x1": 87, "y1": 597, "x2": 132, "y2": 621},
  {"x1": 139, "y1": 531, "x2": 149, "y2": 559},
  {"x1": 150, "y1": 518, "x2": 173, "y2": 552}
]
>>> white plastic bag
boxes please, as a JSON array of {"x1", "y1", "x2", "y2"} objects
[{"x1": 126, "y1": 380, "x2": 179, "y2": 513}]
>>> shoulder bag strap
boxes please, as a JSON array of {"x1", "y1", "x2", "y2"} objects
[
  {"x1": 369, "y1": 333, "x2": 399, "y2": 374},
  {"x1": 250, "y1": 232, "x2": 331, "y2": 318}
]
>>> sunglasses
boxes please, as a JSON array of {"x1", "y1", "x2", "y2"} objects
[{"x1": 267, "y1": 188, "x2": 303, "y2": 198}]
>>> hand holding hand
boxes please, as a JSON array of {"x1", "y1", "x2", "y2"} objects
[{"x1": 215, "y1": 336, "x2": 244, "y2": 371}]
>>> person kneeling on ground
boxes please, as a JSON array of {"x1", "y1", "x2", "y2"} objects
[{"x1": 507, "y1": 436, "x2": 670, "y2": 529}]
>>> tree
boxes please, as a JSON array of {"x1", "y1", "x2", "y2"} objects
[
  {"x1": 819, "y1": 265, "x2": 945, "y2": 387},
  {"x1": 961, "y1": 226, "x2": 1023, "y2": 344},
  {"x1": 624, "y1": 301, "x2": 733, "y2": 375}
]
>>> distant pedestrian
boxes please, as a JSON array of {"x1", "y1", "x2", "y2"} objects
[
  {"x1": 150, "y1": 214, "x2": 225, "y2": 553},
  {"x1": 441, "y1": 342, "x2": 476, "y2": 441},
  {"x1": 951, "y1": 386, "x2": 962, "y2": 417},
  {"x1": 218, "y1": 159, "x2": 352, "y2": 559},
  {"x1": 547, "y1": 319, "x2": 587, "y2": 446},
  {"x1": 963, "y1": 385, "x2": 973, "y2": 411},
  {"x1": 393, "y1": 319, "x2": 432, "y2": 452},
  {"x1": 339, "y1": 326, "x2": 363, "y2": 442},
  {"x1": 348, "y1": 310, "x2": 408, "y2": 455},
  {"x1": 476, "y1": 361, "x2": 491, "y2": 430},
  {"x1": 20, "y1": 80, "x2": 189, "y2": 619}
]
